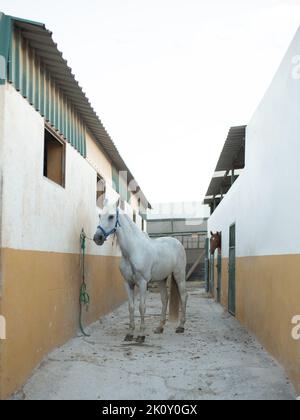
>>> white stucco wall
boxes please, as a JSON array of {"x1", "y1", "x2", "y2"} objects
[
  {"x1": 208, "y1": 27, "x2": 300, "y2": 258},
  {"x1": 129, "y1": 194, "x2": 148, "y2": 231},
  {"x1": 129, "y1": 193, "x2": 139, "y2": 212},
  {"x1": 123, "y1": 201, "x2": 143, "y2": 230},
  {"x1": 0, "y1": 85, "x2": 4, "y2": 251},
  {"x1": 136, "y1": 214, "x2": 142, "y2": 231},
  {"x1": 1, "y1": 84, "x2": 120, "y2": 257},
  {"x1": 124, "y1": 201, "x2": 133, "y2": 219},
  {"x1": 86, "y1": 129, "x2": 112, "y2": 182},
  {"x1": 0, "y1": 86, "x2": 4, "y2": 155}
]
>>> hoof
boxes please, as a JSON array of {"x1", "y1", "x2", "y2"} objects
[
  {"x1": 124, "y1": 334, "x2": 134, "y2": 342},
  {"x1": 176, "y1": 327, "x2": 185, "y2": 334},
  {"x1": 136, "y1": 336, "x2": 146, "y2": 344},
  {"x1": 154, "y1": 327, "x2": 164, "y2": 334}
]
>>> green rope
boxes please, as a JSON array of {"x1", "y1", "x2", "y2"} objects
[{"x1": 79, "y1": 230, "x2": 90, "y2": 337}]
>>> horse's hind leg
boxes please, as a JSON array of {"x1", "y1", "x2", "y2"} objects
[
  {"x1": 173, "y1": 272, "x2": 188, "y2": 334},
  {"x1": 154, "y1": 279, "x2": 168, "y2": 334}
]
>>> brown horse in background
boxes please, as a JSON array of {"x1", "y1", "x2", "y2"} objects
[{"x1": 210, "y1": 231, "x2": 221, "y2": 255}]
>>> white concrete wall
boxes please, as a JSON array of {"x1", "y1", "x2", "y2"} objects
[
  {"x1": 0, "y1": 84, "x2": 5, "y2": 291},
  {"x1": 126, "y1": 194, "x2": 147, "y2": 230},
  {"x1": 124, "y1": 201, "x2": 133, "y2": 219},
  {"x1": 136, "y1": 214, "x2": 142, "y2": 231},
  {"x1": 86, "y1": 129, "x2": 112, "y2": 182},
  {"x1": 1, "y1": 84, "x2": 120, "y2": 256},
  {"x1": 123, "y1": 200, "x2": 144, "y2": 230},
  {"x1": 0, "y1": 85, "x2": 4, "y2": 249},
  {"x1": 130, "y1": 193, "x2": 139, "y2": 212},
  {"x1": 208, "y1": 27, "x2": 300, "y2": 258}
]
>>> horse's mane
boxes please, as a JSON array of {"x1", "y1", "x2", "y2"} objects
[{"x1": 123, "y1": 213, "x2": 150, "y2": 240}]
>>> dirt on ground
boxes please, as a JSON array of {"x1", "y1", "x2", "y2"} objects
[{"x1": 12, "y1": 284, "x2": 296, "y2": 400}]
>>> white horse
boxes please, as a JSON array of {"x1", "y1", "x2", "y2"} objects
[{"x1": 93, "y1": 200, "x2": 188, "y2": 343}]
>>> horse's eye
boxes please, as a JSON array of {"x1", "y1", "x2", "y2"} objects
[{"x1": 109, "y1": 215, "x2": 114, "y2": 221}]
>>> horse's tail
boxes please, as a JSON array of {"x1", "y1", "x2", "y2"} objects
[{"x1": 169, "y1": 275, "x2": 180, "y2": 321}]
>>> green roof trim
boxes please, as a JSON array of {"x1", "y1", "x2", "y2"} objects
[
  {"x1": 9, "y1": 14, "x2": 45, "y2": 28},
  {"x1": 0, "y1": 13, "x2": 12, "y2": 85},
  {"x1": 1, "y1": 15, "x2": 87, "y2": 156},
  {"x1": 0, "y1": 13, "x2": 44, "y2": 85}
]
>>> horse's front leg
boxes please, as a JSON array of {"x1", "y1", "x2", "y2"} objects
[
  {"x1": 136, "y1": 278, "x2": 148, "y2": 343},
  {"x1": 124, "y1": 282, "x2": 135, "y2": 342}
]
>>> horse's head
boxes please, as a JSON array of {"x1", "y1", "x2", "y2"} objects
[
  {"x1": 210, "y1": 231, "x2": 221, "y2": 255},
  {"x1": 93, "y1": 199, "x2": 120, "y2": 246}
]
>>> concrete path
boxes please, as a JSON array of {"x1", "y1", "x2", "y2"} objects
[{"x1": 14, "y1": 284, "x2": 295, "y2": 400}]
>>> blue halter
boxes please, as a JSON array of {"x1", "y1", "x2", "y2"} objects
[{"x1": 97, "y1": 209, "x2": 121, "y2": 241}]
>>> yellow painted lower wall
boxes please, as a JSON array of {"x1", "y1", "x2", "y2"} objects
[
  {"x1": 0, "y1": 248, "x2": 127, "y2": 400},
  {"x1": 212, "y1": 260, "x2": 217, "y2": 299},
  {"x1": 218, "y1": 254, "x2": 300, "y2": 394},
  {"x1": 211, "y1": 256, "x2": 228, "y2": 306},
  {"x1": 220, "y1": 258, "x2": 228, "y2": 310}
]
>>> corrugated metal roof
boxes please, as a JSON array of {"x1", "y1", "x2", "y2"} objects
[
  {"x1": 205, "y1": 173, "x2": 239, "y2": 197},
  {"x1": 8, "y1": 24, "x2": 87, "y2": 156},
  {"x1": 215, "y1": 125, "x2": 246, "y2": 172},
  {"x1": 0, "y1": 13, "x2": 11, "y2": 82},
  {"x1": 0, "y1": 12, "x2": 151, "y2": 208},
  {"x1": 203, "y1": 125, "x2": 246, "y2": 212}
]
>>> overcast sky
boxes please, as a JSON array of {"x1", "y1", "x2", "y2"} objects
[{"x1": 1, "y1": 0, "x2": 300, "y2": 203}]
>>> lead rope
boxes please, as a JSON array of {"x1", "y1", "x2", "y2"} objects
[
  {"x1": 79, "y1": 226, "x2": 118, "y2": 336},
  {"x1": 80, "y1": 230, "x2": 90, "y2": 337}
]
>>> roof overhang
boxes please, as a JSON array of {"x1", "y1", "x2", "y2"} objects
[
  {"x1": 0, "y1": 12, "x2": 151, "y2": 208},
  {"x1": 203, "y1": 125, "x2": 246, "y2": 209},
  {"x1": 215, "y1": 125, "x2": 246, "y2": 172},
  {"x1": 205, "y1": 173, "x2": 239, "y2": 198}
]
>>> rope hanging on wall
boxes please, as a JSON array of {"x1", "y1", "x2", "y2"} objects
[{"x1": 79, "y1": 230, "x2": 91, "y2": 337}]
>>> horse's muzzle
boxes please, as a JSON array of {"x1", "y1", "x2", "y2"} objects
[{"x1": 93, "y1": 233, "x2": 105, "y2": 246}]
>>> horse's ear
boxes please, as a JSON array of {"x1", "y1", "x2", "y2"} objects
[{"x1": 210, "y1": 231, "x2": 213, "y2": 236}]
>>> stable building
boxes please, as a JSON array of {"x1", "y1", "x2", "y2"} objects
[
  {"x1": 204, "y1": 29, "x2": 300, "y2": 393},
  {"x1": 147, "y1": 217, "x2": 207, "y2": 280},
  {"x1": 0, "y1": 12, "x2": 150, "y2": 399}
]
